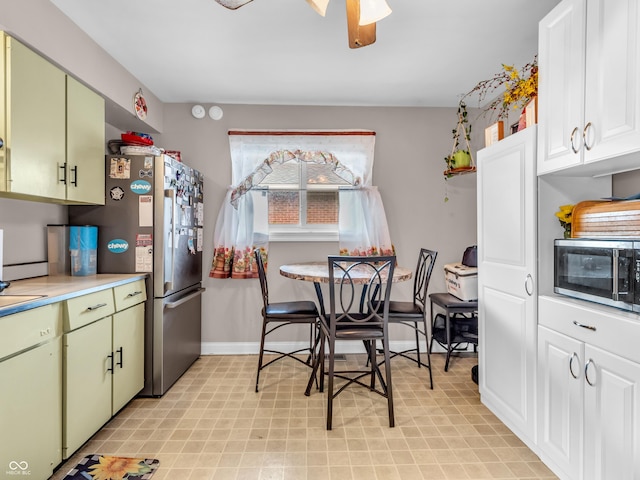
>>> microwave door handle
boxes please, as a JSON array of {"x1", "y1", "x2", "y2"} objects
[{"x1": 613, "y1": 249, "x2": 620, "y2": 301}]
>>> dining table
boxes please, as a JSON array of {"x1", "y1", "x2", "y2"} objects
[{"x1": 279, "y1": 261, "x2": 412, "y2": 317}]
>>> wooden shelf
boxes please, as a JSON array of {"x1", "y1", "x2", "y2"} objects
[{"x1": 444, "y1": 166, "x2": 476, "y2": 177}]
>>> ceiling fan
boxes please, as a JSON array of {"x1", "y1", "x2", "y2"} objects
[{"x1": 213, "y1": 0, "x2": 392, "y2": 48}]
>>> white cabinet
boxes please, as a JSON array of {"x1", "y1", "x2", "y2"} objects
[
  {"x1": 0, "y1": 304, "x2": 62, "y2": 480},
  {"x1": 0, "y1": 32, "x2": 105, "y2": 204},
  {"x1": 477, "y1": 126, "x2": 538, "y2": 447},
  {"x1": 538, "y1": 0, "x2": 640, "y2": 176},
  {"x1": 63, "y1": 281, "x2": 146, "y2": 458},
  {"x1": 537, "y1": 297, "x2": 640, "y2": 480}
]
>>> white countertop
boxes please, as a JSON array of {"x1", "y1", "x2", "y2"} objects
[{"x1": 0, "y1": 274, "x2": 147, "y2": 317}]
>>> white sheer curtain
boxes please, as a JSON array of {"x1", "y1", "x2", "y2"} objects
[{"x1": 209, "y1": 130, "x2": 393, "y2": 279}]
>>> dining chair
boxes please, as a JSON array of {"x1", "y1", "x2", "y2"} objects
[
  {"x1": 254, "y1": 249, "x2": 320, "y2": 392},
  {"x1": 386, "y1": 248, "x2": 437, "y2": 389},
  {"x1": 305, "y1": 255, "x2": 396, "y2": 430}
]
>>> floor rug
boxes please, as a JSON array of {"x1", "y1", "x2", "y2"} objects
[{"x1": 62, "y1": 455, "x2": 159, "y2": 480}]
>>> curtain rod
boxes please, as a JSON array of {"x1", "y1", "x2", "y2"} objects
[{"x1": 227, "y1": 130, "x2": 375, "y2": 136}]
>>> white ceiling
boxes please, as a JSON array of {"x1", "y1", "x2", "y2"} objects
[{"x1": 50, "y1": 0, "x2": 560, "y2": 108}]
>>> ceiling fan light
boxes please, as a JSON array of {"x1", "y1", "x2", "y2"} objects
[
  {"x1": 305, "y1": 0, "x2": 330, "y2": 16},
  {"x1": 358, "y1": 0, "x2": 392, "y2": 26}
]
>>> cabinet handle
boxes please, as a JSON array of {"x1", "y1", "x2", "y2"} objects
[
  {"x1": 585, "y1": 358, "x2": 596, "y2": 387},
  {"x1": 524, "y1": 274, "x2": 534, "y2": 296},
  {"x1": 86, "y1": 302, "x2": 108, "y2": 311},
  {"x1": 127, "y1": 291, "x2": 143, "y2": 297},
  {"x1": 569, "y1": 352, "x2": 580, "y2": 379},
  {"x1": 107, "y1": 352, "x2": 114, "y2": 374},
  {"x1": 70, "y1": 165, "x2": 78, "y2": 186},
  {"x1": 570, "y1": 127, "x2": 581, "y2": 153},
  {"x1": 573, "y1": 320, "x2": 596, "y2": 331},
  {"x1": 583, "y1": 122, "x2": 594, "y2": 151},
  {"x1": 116, "y1": 347, "x2": 123, "y2": 368},
  {"x1": 0, "y1": 137, "x2": 3, "y2": 148},
  {"x1": 59, "y1": 163, "x2": 67, "y2": 185}
]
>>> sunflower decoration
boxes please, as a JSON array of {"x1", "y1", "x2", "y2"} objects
[
  {"x1": 86, "y1": 456, "x2": 152, "y2": 480},
  {"x1": 555, "y1": 204, "x2": 575, "y2": 238}
]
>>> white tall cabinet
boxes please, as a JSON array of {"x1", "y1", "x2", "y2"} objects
[
  {"x1": 533, "y1": 1, "x2": 640, "y2": 479},
  {"x1": 477, "y1": 126, "x2": 538, "y2": 448}
]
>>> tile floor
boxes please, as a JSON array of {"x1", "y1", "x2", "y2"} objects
[{"x1": 50, "y1": 353, "x2": 558, "y2": 480}]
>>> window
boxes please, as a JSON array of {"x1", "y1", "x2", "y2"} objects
[{"x1": 258, "y1": 160, "x2": 350, "y2": 241}]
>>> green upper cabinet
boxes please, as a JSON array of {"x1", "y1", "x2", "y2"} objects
[
  {"x1": 1, "y1": 33, "x2": 66, "y2": 200},
  {"x1": 66, "y1": 76, "x2": 105, "y2": 204},
  {"x1": 0, "y1": 32, "x2": 105, "y2": 204}
]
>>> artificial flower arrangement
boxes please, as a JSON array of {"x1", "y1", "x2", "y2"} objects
[
  {"x1": 459, "y1": 55, "x2": 538, "y2": 122},
  {"x1": 555, "y1": 204, "x2": 575, "y2": 238}
]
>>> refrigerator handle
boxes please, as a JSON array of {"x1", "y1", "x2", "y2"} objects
[{"x1": 165, "y1": 188, "x2": 176, "y2": 291}]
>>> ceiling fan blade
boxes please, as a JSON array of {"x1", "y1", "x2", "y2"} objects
[
  {"x1": 345, "y1": 0, "x2": 376, "y2": 48},
  {"x1": 214, "y1": 0, "x2": 253, "y2": 9}
]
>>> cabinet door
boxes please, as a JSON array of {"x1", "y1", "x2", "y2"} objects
[
  {"x1": 537, "y1": 0, "x2": 586, "y2": 174},
  {"x1": 5, "y1": 36, "x2": 66, "y2": 199},
  {"x1": 477, "y1": 127, "x2": 538, "y2": 444},
  {"x1": 112, "y1": 303, "x2": 144, "y2": 414},
  {"x1": 66, "y1": 75, "x2": 105, "y2": 205},
  {"x1": 537, "y1": 326, "x2": 584, "y2": 480},
  {"x1": 583, "y1": 0, "x2": 640, "y2": 165},
  {"x1": 584, "y1": 344, "x2": 640, "y2": 480},
  {"x1": 63, "y1": 317, "x2": 112, "y2": 458},
  {"x1": 0, "y1": 339, "x2": 62, "y2": 480}
]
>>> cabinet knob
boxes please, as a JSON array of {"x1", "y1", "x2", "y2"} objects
[{"x1": 0, "y1": 137, "x2": 3, "y2": 148}]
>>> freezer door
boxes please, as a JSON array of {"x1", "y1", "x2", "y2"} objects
[
  {"x1": 152, "y1": 286, "x2": 203, "y2": 396},
  {"x1": 154, "y1": 156, "x2": 204, "y2": 298}
]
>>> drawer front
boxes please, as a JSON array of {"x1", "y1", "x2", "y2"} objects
[
  {"x1": 0, "y1": 303, "x2": 62, "y2": 359},
  {"x1": 64, "y1": 288, "x2": 115, "y2": 331},
  {"x1": 539, "y1": 295, "x2": 640, "y2": 364},
  {"x1": 113, "y1": 279, "x2": 147, "y2": 312}
]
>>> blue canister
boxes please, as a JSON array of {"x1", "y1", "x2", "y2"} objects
[{"x1": 69, "y1": 226, "x2": 98, "y2": 276}]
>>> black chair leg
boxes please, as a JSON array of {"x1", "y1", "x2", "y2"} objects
[
  {"x1": 381, "y1": 335, "x2": 394, "y2": 428},
  {"x1": 327, "y1": 337, "x2": 335, "y2": 430},
  {"x1": 255, "y1": 318, "x2": 268, "y2": 392},
  {"x1": 422, "y1": 316, "x2": 434, "y2": 389}
]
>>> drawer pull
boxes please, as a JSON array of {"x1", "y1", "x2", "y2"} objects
[
  {"x1": 39, "y1": 327, "x2": 51, "y2": 337},
  {"x1": 569, "y1": 352, "x2": 580, "y2": 379},
  {"x1": 86, "y1": 303, "x2": 108, "y2": 311},
  {"x1": 126, "y1": 291, "x2": 143, "y2": 298},
  {"x1": 573, "y1": 320, "x2": 596, "y2": 331}
]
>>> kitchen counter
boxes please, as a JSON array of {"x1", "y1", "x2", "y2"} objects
[{"x1": 0, "y1": 274, "x2": 148, "y2": 317}]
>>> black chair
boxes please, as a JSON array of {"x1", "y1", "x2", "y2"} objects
[
  {"x1": 305, "y1": 255, "x2": 396, "y2": 430},
  {"x1": 385, "y1": 248, "x2": 437, "y2": 389},
  {"x1": 254, "y1": 249, "x2": 320, "y2": 392}
]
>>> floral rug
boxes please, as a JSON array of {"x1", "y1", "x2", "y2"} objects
[{"x1": 62, "y1": 455, "x2": 159, "y2": 480}]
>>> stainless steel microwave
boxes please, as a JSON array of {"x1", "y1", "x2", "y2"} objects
[{"x1": 554, "y1": 238, "x2": 640, "y2": 312}]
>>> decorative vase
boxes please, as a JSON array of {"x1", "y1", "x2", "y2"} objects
[{"x1": 563, "y1": 224, "x2": 571, "y2": 239}]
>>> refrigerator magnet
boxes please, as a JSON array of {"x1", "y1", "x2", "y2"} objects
[
  {"x1": 110, "y1": 158, "x2": 131, "y2": 179},
  {"x1": 138, "y1": 195, "x2": 153, "y2": 227}
]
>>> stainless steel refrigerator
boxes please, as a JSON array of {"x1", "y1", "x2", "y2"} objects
[{"x1": 69, "y1": 154, "x2": 204, "y2": 396}]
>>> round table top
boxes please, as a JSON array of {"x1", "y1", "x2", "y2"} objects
[{"x1": 279, "y1": 261, "x2": 412, "y2": 284}]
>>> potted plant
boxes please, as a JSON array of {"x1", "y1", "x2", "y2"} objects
[{"x1": 444, "y1": 102, "x2": 473, "y2": 175}]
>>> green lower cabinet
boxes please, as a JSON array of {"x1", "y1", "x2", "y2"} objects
[
  {"x1": 112, "y1": 303, "x2": 145, "y2": 414},
  {"x1": 0, "y1": 338, "x2": 62, "y2": 479},
  {"x1": 63, "y1": 316, "x2": 112, "y2": 459}
]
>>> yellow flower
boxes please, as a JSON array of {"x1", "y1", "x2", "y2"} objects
[{"x1": 87, "y1": 456, "x2": 149, "y2": 480}]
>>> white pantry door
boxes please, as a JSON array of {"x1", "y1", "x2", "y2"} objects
[{"x1": 477, "y1": 126, "x2": 538, "y2": 446}]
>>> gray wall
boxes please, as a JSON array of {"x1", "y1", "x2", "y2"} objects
[{"x1": 155, "y1": 103, "x2": 480, "y2": 352}]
